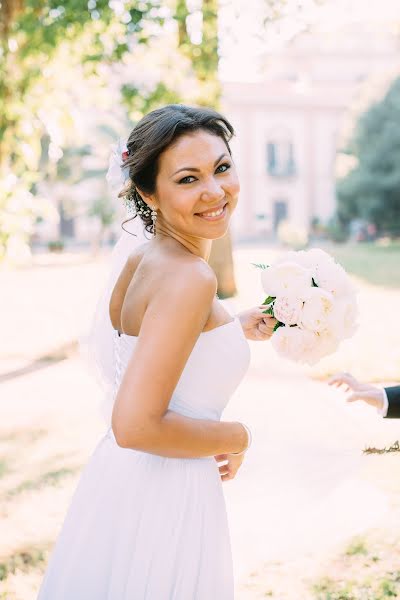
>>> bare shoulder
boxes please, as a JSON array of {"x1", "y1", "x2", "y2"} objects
[
  {"x1": 139, "y1": 250, "x2": 217, "y2": 339},
  {"x1": 156, "y1": 252, "x2": 217, "y2": 302},
  {"x1": 126, "y1": 242, "x2": 150, "y2": 272}
]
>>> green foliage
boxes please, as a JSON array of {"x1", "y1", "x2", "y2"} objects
[
  {"x1": 47, "y1": 240, "x2": 64, "y2": 252},
  {"x1": 263, "y1": 0, "x2": 327, "y2": 23},
  {"x1": 327, "y1": 241, "x2": 400, "y2": 288},
  {"x1": 336, "y1": 76, "x2": 400, "y2": 236},
  {"x1": 8, "y1": 466, "x2": 79, "y2": 497},
  {"x1": 174, "y1": 0, "x2": 220, "y2": 107},
  {"x1": 0, "y1": 544, "x2": 49, "y2": 581},
  {"x1": 1, "y1": 1, "x2": 161, "y2": 166},
  {"x1": 325, "y1": 215, "x2": 349, "y2": 243},
  {"x1": 0, "y1": 460, "x2": 8, "y2": 479},
  {"x1": 121, "y1": 82, "x2": 182, "y2": 121},
  {"x1": 312, "y1": 572, "x2": 400, "y2": 600},
  {"x1": 0, "y1": 1, "x2": 164, "y2": 259},
  {"x1": 89, "y1": 196, "x2": 115, "y2": 228},
  {"x1": 345, "y1": 538, "x2": 368, "y2": 557},
  {"x1": 312, "y1": 576, "x2": 356, "y2": 600}
]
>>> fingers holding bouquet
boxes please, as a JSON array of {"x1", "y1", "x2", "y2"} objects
[{"x1": 238, "y1": 306, "x2": 278, "y2": 341}]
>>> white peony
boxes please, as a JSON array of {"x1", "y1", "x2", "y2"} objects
[
  {"x1": 271, "y1": 326, "x2": 317, "y2": 363},
  {"x1": 261, "y1": 261, "x2": 312, "y2": 298},
  {"x1": 300, "y1": 288, "x2": 335, "y2": 333},
  {"x1": 298, "y1": 248, "x2": 334, "y2": 268},
  {"x1": 277, "y1": 248, "x2": 333, "y2": 270},
  {"x1": 280, "y1": 248, "x2": 354, "y2": 295},
  {"x1": 273, "y1": 295, "x2": 303, "y2": 326},
  {"x1": 327, "y1": 294, "x2": 359, "y2": 339},
  {"x1": 299, "y1": 329, "x2": 340, "y2": 365},
  {"x1": 317, "y1": 329, "x2": 341, "y2": 355},
  {"x1": 313, "y1": 259, "x2": 355, "y2": 297}
]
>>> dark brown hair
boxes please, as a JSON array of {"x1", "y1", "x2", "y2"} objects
[{"x1": 119, "y1": 104, "x2": 235, "y2": 235}]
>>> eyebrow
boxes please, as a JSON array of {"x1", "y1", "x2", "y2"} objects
[{"x1": 171, "y1": 153, "x2": 229, "y2": 177}]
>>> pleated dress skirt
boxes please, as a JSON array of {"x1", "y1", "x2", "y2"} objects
[{"x1": 37, "y1": 428, "x2": 234, "y2": 599}]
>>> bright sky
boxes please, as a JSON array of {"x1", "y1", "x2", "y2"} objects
[{"x1": 219, "y1": 0, "x2": 400, "y2": 82}]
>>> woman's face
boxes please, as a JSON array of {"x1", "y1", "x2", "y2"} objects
[{"x1": 144, "y1": 130, "x2": 240, "y2": 240}]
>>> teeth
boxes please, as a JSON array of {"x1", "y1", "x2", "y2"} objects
[{"x1": 201, "y1": 206, "x2": 224, "y2": 217}]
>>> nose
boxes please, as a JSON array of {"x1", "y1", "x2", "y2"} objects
[{"x1": 201, "y1": 176, "x2": 225, "y2": 203}]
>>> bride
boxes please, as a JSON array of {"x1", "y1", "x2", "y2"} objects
[{"x1": 37, "y1": 104, "x2": 277, "y2": 599}]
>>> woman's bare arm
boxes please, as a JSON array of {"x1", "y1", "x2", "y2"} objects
[{"x1": 111, "y1": 261, "x2": 248, "y2": 458}]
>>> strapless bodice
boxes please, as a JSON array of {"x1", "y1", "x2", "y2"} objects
[{"x1": 112, "y1": 316, "x2": 251, "y2": 422}]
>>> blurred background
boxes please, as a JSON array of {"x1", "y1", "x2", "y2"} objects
[{"x1": 1, "y1": 0, "x2": 400, "y2": 598}]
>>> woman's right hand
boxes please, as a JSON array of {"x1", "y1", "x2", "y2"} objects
[{"x1": 328, "y1": 372, "x2": 385, "y2": 410}]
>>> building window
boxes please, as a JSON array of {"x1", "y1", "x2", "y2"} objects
[{"x1": 266, "y1": 140, "x2": 296, "y2": 178}]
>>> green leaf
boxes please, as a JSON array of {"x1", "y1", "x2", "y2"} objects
[
  {"x1": 262, "y1": 296, "x2": 275, "y2": 305},
  {"x1": 262, "y1": 307, "x2": 274, "y2": 316},
  {"x1": 273, "y1": 322, "x2": 285, "y2": 332},
  {"x1": 251, "y1": 262, "x2": 269, "y2": 270}
]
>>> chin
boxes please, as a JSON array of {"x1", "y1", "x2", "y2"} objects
[
  {"x1": 208, "y1": 223, "x2": 231, "y2": 240},
  {"x1": 194, "y1": 203, "x2": 234, "y2": 240},
  {"x1": 194, "y1": 218, "x2": 231, "y2": 241}
]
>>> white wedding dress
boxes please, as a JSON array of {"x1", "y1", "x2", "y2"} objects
[{"x1": 37, "y1": 315, "x2": 251, "y2": 600}]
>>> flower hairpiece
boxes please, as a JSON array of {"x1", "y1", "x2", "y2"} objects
[{"x1": 106, "y1": 138, "x2": 130, "y2": 195}]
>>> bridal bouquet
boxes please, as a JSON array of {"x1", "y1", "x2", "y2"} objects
[{"x1": 255, "y1": 248, "x2": 358, "y2": 365}]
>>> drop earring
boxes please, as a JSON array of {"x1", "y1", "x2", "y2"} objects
[{"x1": 151, "y1": 206, "x2": 157, "y2": 235}]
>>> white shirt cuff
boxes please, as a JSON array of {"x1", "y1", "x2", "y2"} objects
[{"x1": 377, "y1": 389, "x2": 389, "y2": 417}]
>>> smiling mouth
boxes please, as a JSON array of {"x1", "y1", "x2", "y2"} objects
[{"x1": 195, "y1": 202, "x2": 228, "y2": 221}]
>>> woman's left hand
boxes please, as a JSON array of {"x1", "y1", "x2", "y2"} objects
[
  {"x1": 237, "y1": 306, "x2": 277, "y2": 341},
  {"x1": 214, "y1": 452, "x2": 245, "y2": 482}
]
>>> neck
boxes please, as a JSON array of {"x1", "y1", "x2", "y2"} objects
[{"x1": 154, "y1": 220, "x2": 212, "y2": 261}]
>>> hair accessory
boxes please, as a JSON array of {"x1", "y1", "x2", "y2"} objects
[{"x1": 106, "y1": 138, "x2": 130, "y2": 196}]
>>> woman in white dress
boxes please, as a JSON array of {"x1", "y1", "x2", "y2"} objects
[{"x1": 37, "y1": 104, "x2": 277, "y2": 599}]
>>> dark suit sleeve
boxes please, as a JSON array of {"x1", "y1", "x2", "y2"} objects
[{"x1": 385, "y1": 386, "x2": 400, "y2": 418}]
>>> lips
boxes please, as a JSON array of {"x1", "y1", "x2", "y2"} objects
[{"x1": 195, "y1": 202, "x2": 228, "y2": 220}]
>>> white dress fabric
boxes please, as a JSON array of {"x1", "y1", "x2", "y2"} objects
[{"x1": 37, "y1": 316, "x2": 251, "y2": 600}]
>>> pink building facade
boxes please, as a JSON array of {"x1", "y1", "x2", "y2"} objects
[{"x1": 223, "y1": 21, "x2": 400, "y2": 241}]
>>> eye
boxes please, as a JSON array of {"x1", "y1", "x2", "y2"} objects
[
  {"x1": 178, "y1": 175, "x2": 197, "y2": 185},
  {"x1": 216, "y1": 162, "x2": 231, "y2": 174},
  {"x1": 177, "y1": 162, "x2": 231, "y2": 184}
]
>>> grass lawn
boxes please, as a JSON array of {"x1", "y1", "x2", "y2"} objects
[{"x1": 326, "y1": 241, "x2": 400, "y2": 288}]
